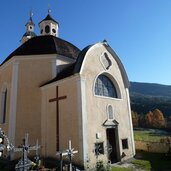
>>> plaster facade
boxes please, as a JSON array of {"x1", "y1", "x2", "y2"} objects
[
  {"x1": 40, "y1": 43, "x2": 135, "y2": 168},
  {"x1": 0, "y1": 12, "x2": 135, "y2": 169}
]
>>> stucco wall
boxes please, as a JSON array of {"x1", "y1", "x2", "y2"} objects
[
  {"x1": 41, "y1": 75, "x2": 83, "y2": 165},
  {"x1": 14, "y1": 55, "x2": 56, "y2": 147},
  {"x1": 0, "y1": 62, "x2": 13, "y2": 134},
  {"x1": 80, "y1": 44, "x2": 134, "y2": 166}
]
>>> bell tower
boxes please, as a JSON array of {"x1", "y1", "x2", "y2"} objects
[
  {"x1": 21, "y1": 11, "x2": 36, "y2": 44},
  {"x1": 39, "y1": 9, "x2": 59, "y2": 37}
]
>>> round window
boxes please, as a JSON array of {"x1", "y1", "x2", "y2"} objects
[
  {"x1": 45, "y1": 25, "x2": 50, "y2": 33},
  {"x1": 52, "y1": 28, "x2": 56, "y2": 33}
]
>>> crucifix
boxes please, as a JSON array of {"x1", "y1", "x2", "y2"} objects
[{"x1": 49, "y1": 86, "x2": 67, "y2": 151}]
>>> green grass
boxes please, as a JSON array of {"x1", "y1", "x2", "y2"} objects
[
  {"x1": 111, "y1": 167, "x2": 135, "y2": 171},
  {"x1": 135, "y1": 150, "x2": 171, "y2": 170},
  {"x1": 112, "y1": 150, "x2": 171, "y2": 171},
  {"x1": 111, "y1": 159, "x2": 151, "y2": 171},
  {"x1": 134, "y1": 129, "x2": 171, "y2": 142},
  {"x1": 131, "y1": 159, "x2": 151, "y2": 171}
]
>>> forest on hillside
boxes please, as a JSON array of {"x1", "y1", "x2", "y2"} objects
[
  {"x1": 131, "y1": 109, "x2": 171, "y2": 129},
  {"x1": 130, "y1": 82, "x2": 171, "y2": 129},
  {"x1": 130, "y1": 93, "x2": 171, "y2": 118}
]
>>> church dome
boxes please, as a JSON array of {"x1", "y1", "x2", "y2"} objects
[{"x1": 1, "y1": 35, "x2": 80, "y2": 65}]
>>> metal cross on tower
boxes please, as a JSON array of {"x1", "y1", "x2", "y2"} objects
[{"x1": 49, "y1": 86, "x2": 67, "y2": 151}]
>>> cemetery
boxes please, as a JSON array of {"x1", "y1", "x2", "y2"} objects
[{"x1": 0, "y1": 128, "x2": 79, "y2": 171}]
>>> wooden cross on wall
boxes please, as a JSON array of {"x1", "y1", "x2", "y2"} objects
[{"x1": 49, "y1": 86, "x2": 67, "y2": 151}]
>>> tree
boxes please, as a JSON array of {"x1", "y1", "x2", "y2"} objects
[
  {"x1": 144, "y1": 111, "x2": 153, "y2": 127},
  {"x1": 152, "y1": 109, "x2": 166, "y2": 128},
  {"x1": 139, "y1": 114, "x2": 146, "y2": 128}
]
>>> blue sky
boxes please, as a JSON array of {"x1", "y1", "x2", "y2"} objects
[{"x1": 0, "y1": 0, "x2": 171, "y2": 85}]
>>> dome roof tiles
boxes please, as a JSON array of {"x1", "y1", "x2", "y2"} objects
[{"x1": 1, "y1": 35, "x2": 80, "y2": 66}]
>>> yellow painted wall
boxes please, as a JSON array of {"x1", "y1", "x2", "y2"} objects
[
  {"x1": 0, "y1": 62, "x2": 13, "y2": 134},
  {"x1": 15, "y1": 55, "x2": 55, "y2": 147},
  {"x1": 41, "y1": 75, "x2": 83, "y2": 165}
]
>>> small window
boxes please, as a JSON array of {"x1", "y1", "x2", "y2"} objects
[
  {"x1": 107, "y1": 105, "x2": 114, "y2": 120},
  {"x1": 95, "y1": 142, "x2": 104, "y2": 156},
  {"x1": 52, "y1": 28, "x2": 56, "y2": 33},
  {"x1": 122, "y1": 139, "x2": 128, "y2": 149},
  {"x1": 0, "y1": 89, "x2": 7, "y2": 124},
  {"x1": 45, "y1": 25, "x2": 50, "y2": 33},
  {"x1": 101, "y1": 52, "x2": 112, "y2": 70},
  {"x1": 40, "y1": 29, "x2": 43, "y2": 34}
]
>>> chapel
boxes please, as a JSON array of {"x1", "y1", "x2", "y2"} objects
[{"x1": 0, "y1": 11, "x2": 135, "y2": 168}]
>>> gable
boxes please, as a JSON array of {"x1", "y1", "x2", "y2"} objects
[{"x1": 77, "y1": 42, "x2": 129, "y2": 88}]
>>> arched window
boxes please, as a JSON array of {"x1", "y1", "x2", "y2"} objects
[
  {"x1": 95, "y1": 75, "x2": 118, "y2": 98},
  {"x1": 45, "y1": 25, "x2": 50, "y2": 33},
  {"x1": 0, "y1": 88, "x2": 7, "y2": 124},
  {"x1": 107, "y1": 105, "x2": 114, "y2": 120}
]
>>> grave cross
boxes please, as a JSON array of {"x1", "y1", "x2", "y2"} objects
[
  {"x1": 66, "y1": 140, "x2": 78, "y2": 171},
  {"x1": 56, "y1": 150, "x2": 68, "y2": 171},
  {"x1": 56, "y1": 140, "x2": 78, "y2": 171},
  {"x1": 15, "y1": 134, "x2": 40, "y2": 171},
  {"x1": 49, "y1": 86, "x2": 67, "y2": 151}
]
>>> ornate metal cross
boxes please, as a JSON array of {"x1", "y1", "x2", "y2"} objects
[
  {"x1": 49, "y1": 86, "x2": 67, "y2": 151},
  {"x1": 66, "y1": 140, "x2": 78, "y2": 171},
  {"x1": 15, "y1": 134, "x2": 40, "y2": 171},
  {"x1": 56, "y1": 140, "x2": 78, "y2": 171}
]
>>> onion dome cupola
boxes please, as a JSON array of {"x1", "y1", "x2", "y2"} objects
[
  {"x1": 39, "y1": 9, "x2": 59, "y2": 37},
  {"x1": 21, "y1": 11, "x2": 36, "y2": 44}
]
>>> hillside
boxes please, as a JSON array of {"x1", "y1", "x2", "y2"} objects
[
  {"x1": 130, "y1": 82, "x2": 171, "y2": 117},
  {"x1": 130, "y1": 82, "x2": 171, "y2": 98}
]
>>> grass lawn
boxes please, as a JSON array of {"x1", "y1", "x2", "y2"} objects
[
  {"x1": 134, "y1": 129, "x2": 171, "y2": 142},
  {"x1": 111, "y1": 158, "x2": 151, "y2": 171},
  {"x1": 131, "y1": 159, "x2": 151, "y2": 171},
  {"x1": 111, "y1": 167, "x2": 135, "y2": 171},
  {"x1": 112, "y1": 150, "x2": 171, "y2": 171},
  {"x1": 135, "y1": 150, "x2": 171, "y2": 170}
]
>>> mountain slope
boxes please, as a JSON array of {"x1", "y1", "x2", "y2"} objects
[
  {"x1": 130, "y1": 82, "x2": 171, "y2": 98},
  {"x1": 129, "y1": 82, "x2": 171, "y2": 117}
]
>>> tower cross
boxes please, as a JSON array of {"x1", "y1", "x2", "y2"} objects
[
  {"x1": 49, "y1": 86, "x2": 67, "y2": 151},
  {"x1": 29, "y1": 9, "x2": 33, "y2": 19}
]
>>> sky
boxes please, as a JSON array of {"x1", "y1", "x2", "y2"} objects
[{"x1": 0, "y1": 0, "x2": 171, "y2": 85}]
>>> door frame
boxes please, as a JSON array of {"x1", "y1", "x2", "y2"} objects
[{"x1": 106, "y1": 126, "x2": 121, "y2": 163}]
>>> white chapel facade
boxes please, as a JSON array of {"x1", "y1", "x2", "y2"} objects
[{"x1": 0, "y1": 11, "x2": 135, "y2": 168}]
